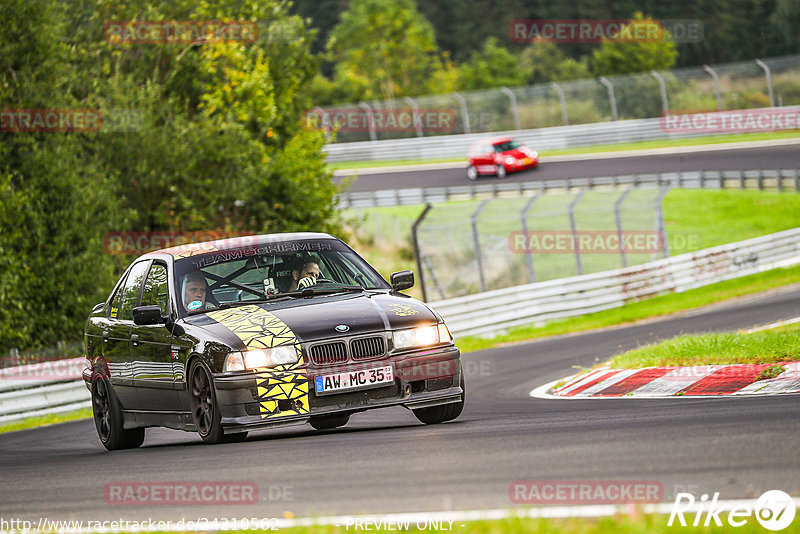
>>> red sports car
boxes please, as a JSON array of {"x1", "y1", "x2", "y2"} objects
[{"x1": 467, "y1": 137, "x2": 539, "y2": 180}]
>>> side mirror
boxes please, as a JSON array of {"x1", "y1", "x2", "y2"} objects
[
  {"x1": 390, "y1": 270, "x2": 414, "y2": 291},
  {"x1": 133, "y1": 305, "x2": 166, "y2": 326}
]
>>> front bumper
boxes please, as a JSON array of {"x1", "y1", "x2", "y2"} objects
[{"x1": 213, "y1": 345, "x2": 462, "y2": 433}]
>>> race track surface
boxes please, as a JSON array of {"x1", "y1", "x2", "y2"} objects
[
  {"x1": 2, "y1": 287, "x2": 799, "y2": 522},
  {"x1": 336, "y1": 145, "x2": 800, "y2": 192}
]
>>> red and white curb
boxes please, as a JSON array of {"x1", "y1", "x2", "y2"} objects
[{"x1": 531, "y1": 361, "x2": 800, "y2": 399}]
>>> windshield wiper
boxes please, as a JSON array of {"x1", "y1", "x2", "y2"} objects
[{"x1": 273, "y1": 285, "x2": 364, "y2": 299}]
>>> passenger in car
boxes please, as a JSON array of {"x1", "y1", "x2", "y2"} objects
[{"x1": 181, "y1": 271, "x2": 210, "y2": 311}]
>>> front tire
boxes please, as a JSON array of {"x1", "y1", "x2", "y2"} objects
[
  {"x1": 495, "y1": 164, "x2": 507, "y2": 179},
  {"x1": 412, "y1": 371, "x2": 465, "y2": 425},
  {"x1": 188, "y1": 360, "x2": 230, "y2": 444},
  {"x1": 309, "y1": 414, "x2": 350, "y2": 430},
  {"x1": 91, "y1": 373, "x2": 145, "y2": 451}
]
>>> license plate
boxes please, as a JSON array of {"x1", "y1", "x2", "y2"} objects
[{"x1": 315, "y1": 365, "x2": 394, "y2": 394}]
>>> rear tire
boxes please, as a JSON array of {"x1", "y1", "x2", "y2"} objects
[
  {"x1": 91, "y1": 373, "x2": 145, "y2": 451},
  {"x1": 309, "y1": 414, "x2": 350, "y2": 430},
  {"x1": 495, "y1": 164, "x2": 507, "y2": 179},
  {"x1": 466, "y1": 165, "x2": 478, "y2": 180},
  {"x1": 412, "y1": 371, "x2": 465, "y2": 425}
]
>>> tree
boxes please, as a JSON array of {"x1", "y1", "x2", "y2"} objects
[
  {"x1": 519, "y1": 39, "x2": 590, "y2": 84},
  {"x1": 591, "y1": 12, "x2": 678, "y2": 77},
  {"x1": 326, "y1": 0, "x2": 442, "y2": 101},
  {"x1": 458, "y1": 37, "x2": 528, "y2": 91}
]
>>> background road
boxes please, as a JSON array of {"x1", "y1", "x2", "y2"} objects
[
  {"x1": 2, "y1": 286, "x2": 799, "y2": 522},
  {"x1": 336, "y1": 144, "x2": 800, "y2": 192}
]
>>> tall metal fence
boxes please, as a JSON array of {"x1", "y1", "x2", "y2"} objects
[
  {"x1": 345, "y1": 168, "x2": 800, "y2": 301},
  {"x1": 312, "y1": 54, "x2": 800, "y2": 144},
  {"x1": 410, "y1": 188, "x2": 668, "y2": 301}
]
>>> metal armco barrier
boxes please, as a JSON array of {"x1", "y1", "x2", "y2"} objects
[
  {"x1": 0, "y1": 357, "x2": 90, "y2": 424},
  {"x1": 431, "y1": 227, "x2": 800, "y2": 337},
  {"x1": 337, "y1": 168, "x2": 800, "y2": 208},
  {"x1": 324, "y1": 105, "x2": 800, "y2": 163}
]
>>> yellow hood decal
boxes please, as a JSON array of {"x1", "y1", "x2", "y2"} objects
[{"x1": 208, "y1": 304, "x2": 308, "y2": 419}]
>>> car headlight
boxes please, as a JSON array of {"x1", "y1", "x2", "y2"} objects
[
  {"x1": 393, "y1": 325, "x2": 440, "y2": 350},
  {"x1": 223, "y1": 346, "x2": 299, "y2": 371},
  {"x1": 505, "y1": 156, "x2": 515, "y2": 165}
]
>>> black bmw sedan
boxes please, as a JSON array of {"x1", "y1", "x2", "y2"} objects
[{"x1": 83, "y1": 233, "x2": 464, "y2": 449}]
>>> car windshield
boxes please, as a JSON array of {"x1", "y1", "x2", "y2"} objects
[
  {"x1": 493, "y1": 140, "x2": 520, "y2": 152},
  {"x1": 173, "y1": 239, "x2": 389, "y2": 315}
]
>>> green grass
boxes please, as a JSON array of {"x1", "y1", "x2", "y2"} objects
[
  {"x1": 223, "y1": 513, "x2": 800, "y2": 533},
  {"x1": 0, "y1": 407, "x2": 92, "y2": 434},
  {"x1": 455, "y1": 264, "x2": 800, "y2": 354},
  {"x1": 608, "y1": 328, "x2": 800, "y2": 369},
  {"x1": 328, "y1": 131, "x2": 800, "y2": 169}
]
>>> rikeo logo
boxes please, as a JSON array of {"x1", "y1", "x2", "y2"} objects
[{"x1": 668, "y1": 490, "x2": 796, "y2": 530}]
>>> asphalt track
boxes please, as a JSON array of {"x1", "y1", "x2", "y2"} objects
[
  {"x1": 336, "y1": 144, "x2": 800, "y2": 192},
  {"x1": 2, "y1": 286, "x2": 799, "y2": 523}
]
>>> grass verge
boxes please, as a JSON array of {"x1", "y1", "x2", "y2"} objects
[
  {"x1": 0, "y1": 407, "x2": 92, "y2": 434},
  {"x1": 329, "y1": 131, "x2": 800, "y2": 169},
  {"x1": 235, "y1": 513, "x2": 794, "y2": 533},
  {"x1": 608, "y1": 322, "x2": 800, "y2": 368},
  {"x1": 456, "y1": 264, "x2": 800, "y2": 354}
]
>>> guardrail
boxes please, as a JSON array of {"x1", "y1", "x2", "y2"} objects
[
  {"x1": 431, "y1": 227, "x2": 800, "y2": 337},
  {"x1": 0, "y1": 357, "x2": 90, "y2": 424},
  {"x1": 324, "y1": 105, "x2": 800, "y2": 163},
  {"x1": 337, "y1": 168, "x2": 800, "y2": 208}
]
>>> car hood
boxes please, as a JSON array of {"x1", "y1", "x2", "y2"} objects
[
  {"x1": 503, "y1": 147, "x2": 533, "y2": 159},
  {"x1": 184, "y1": 292, "x2": 439, "y2": 350}
]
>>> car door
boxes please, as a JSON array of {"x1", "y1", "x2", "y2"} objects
[
  {"x1": 108, "y1": 260, "x2": 151, "y2": 409},
  {"x1": 132, "y1": 261, "x2": 182, "y2": 411}
]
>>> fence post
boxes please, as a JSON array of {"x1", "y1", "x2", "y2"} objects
[
  {"x1": 654, "y1": 186, "x2": 671, "y2": 259},
  {"x1": 520, "y1": 193, "x2": 541, "y2": 282},
  {"x1": 358, "y1": 102, "x2": 377, "y2": 141},
  {"x1": 755, "y1": 59, "x2": 775, "y2": 107},
  {"x1": 614, "y1": 188, "x2": 632, "y2": 268},
  {"x1": 471, "y1": 199, "x2": 490, "y2": 292},
  {"x1": 650, "y1": 70, "x2": 670, "y2": 115},
  {"x1": 568, "y1": 190, "x2": 587, "y2": 275},
  {"x1": 598, "y1": 77, "x2": 618, "y2": 121},
  {"x1": 500, "y1": 87, "x2": 521, "y2": 131},
  {"x1": 550, "y1": 82, "x2": 569, "y2": 126},
  {"x1": 313, "y1": 107, "x2": 333, "y2": 141},
  {"x1": 411, "y1": 203, "x2": 433, "y2": 302},
  {"x1": 452, "y1": 92, "x2": 471, "y2": 134},
  {"x1": 403, "y1": 97, "x2": 424, "y2": 138},
  {"x1": 702, "y1": 65, "x2": 723, "y2": 111}
]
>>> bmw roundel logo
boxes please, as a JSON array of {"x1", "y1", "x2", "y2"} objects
[{"x1": 335, "y1": 324, "x2": 350, "y2": 333}]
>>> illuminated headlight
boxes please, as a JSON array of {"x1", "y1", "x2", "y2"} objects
[
  {"x1": 393, "y1": 325, "x2": 440, "y2": 350},
  {"x1": 505, "y1": 156, "x2": 515, "y2": 165},
  {"x1": 223, "y1": 346, "x2": 299, "y2": 371}
]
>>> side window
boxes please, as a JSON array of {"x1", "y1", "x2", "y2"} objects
[
  {"x1": 118, "y1": 261, "x2": 151, "y2": 321},
  {"x1": 141, "y1": 263, "x2": 169, "y2": 315},
  {"x1": 108, "y1": 273, "x2": 128, "y2": 320}
]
